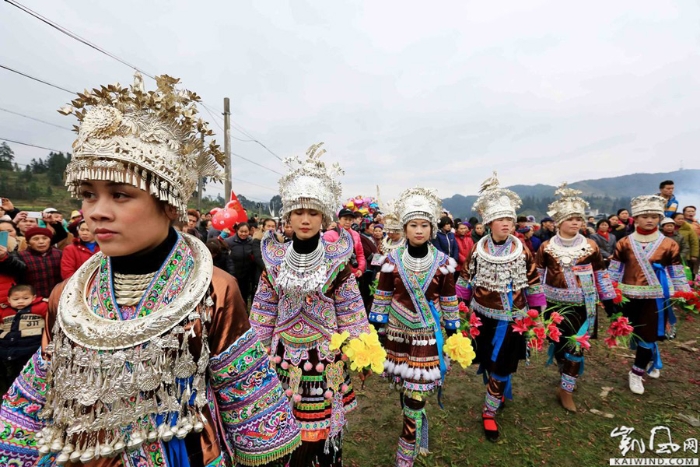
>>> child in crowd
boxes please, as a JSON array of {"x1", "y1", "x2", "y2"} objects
[{"x1": 0, "y1": 284, "x2": 48, "y2": 394}]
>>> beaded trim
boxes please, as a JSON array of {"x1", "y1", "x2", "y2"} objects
[
  {"x1": 471, "y1": 299, "x2": 526, "y2": 322},
  {"x1": 560, "y1": 373, "x2": 576, "y2": 393}
]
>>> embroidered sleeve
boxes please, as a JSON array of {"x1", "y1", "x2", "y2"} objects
[
  {"x1": 524, "y1": 249, "x2": 546, "y2": 307},
  {"x1": 668, "y1": 264, "x2": 691, "y2": 292},
  {"x1": 608, "y1": 241, "x2": 625, "y2": 284},
  {"x1": 594, "y1": 270, "x2": 616, "y2": 301},
  {"x1": 456, "y1": 245, "x2": 476, "y2": 301},
  {"x1": 370, "y1": 262, "x2": 395, "y2": 324},
  {"x1": 250, "y1": 273, "x2": 279, "y2": 348},
  {"x1": 209, "y1": 328, "x2": 301, "y2": 466},
  {"x1": 334, "y1": 270, "x2": 371, "y2": 338},
  {"x1": 0, "y1": 350, "x2": 49, "y2": 466},
  {"x1": 439, "y1": 269, "x2": 460, "y2": 330}
]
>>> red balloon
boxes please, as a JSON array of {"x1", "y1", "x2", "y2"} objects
[
  {"x1": 212, "y1": 208, "x2": 239, "y2": 230},
  {"x1": 210, "y1": 207, "x2": 222, "y2": 216},
  {"x1": 225, "y1": 201, "x2": 238, "y2": 210}
]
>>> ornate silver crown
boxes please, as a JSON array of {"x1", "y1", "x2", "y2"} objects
[
  {"x1": 547, "y1": 182, "x2": 590, "y2": 225},
  {"x1": 278, "y1": 143, "x2": 343, "y2": 222},
  {"x1": 395, "y1": 187, "x2": 443, "y2": 237},
  {"x1": 472, "y1": 171, "x2": 522, "y2": 224},
  {"x1": 59, "y1": 73, "x2": 224, "y2": 221},
  {"x1": 631, "y1": 195, "x2": 666, "y2": 217}
]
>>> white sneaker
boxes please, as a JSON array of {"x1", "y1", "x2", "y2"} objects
[
  {"x1": 629, "y1": 372, "x2": 645, "y2": 395},
  {"x1": 646, "y1": 364, "x2": 660, "y2": 379}
]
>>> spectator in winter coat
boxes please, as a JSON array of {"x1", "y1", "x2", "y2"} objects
[
  {"x1": 0, "y1": 220, "x2": 25, "y2": 253},
  {"x1": 224, "y1": 223, "x2": 257, "y2": 304},
  {"x1": 535, "y1": 217, "x2": 556, "y2": 242},
  {"x1": 0, "y1": 233, "x2": 26, "y2": 305},
  {"x1": 432, "y1": 216, "x2": 460, "y2": 263},
  {"x1": 186, "y1": 209, "x2": 203, "y2": 240},
  {"x1": 60, "y1": 220, "x2": 100, "y2": 279},
  {"x1": 18, "y1": 227, "x2": 62, "y2": 299},
  {"x1": 617, "y1": 209, "x2": 634, "y2": 233},
  {"x1": 249, "y1": 222, "x2": 265, "y2": 293},
  {"x1": 0, "y1": 284, "x2": 48, "y2": 395},
  {"x1": 517, "y1": 226, "x2": 541, "y2": 254},
  {"x1": 454, "y1": 222, "x2": 474, "y2": 272},
  {"x1": 323, "y1": 208, "x2": 366, "y2": 277},
  {"x1": 683, "y1": 206, "x2": 700, "y2": 275},
  {"x1": 672, "y1": 212, "x2": 699, "y2": 265},
  {"x1": 608, "y1": 214, "x2": 629, "y2": 241},
  {"x1": 590, "y1": 219, "x2": 616, "y2": 262},
  {"x1": 471, "y1": 222, "x2": 486, "y2": 243},
  {"x1": 661, "y1": 218, "x2": 689, "y2": 259}
]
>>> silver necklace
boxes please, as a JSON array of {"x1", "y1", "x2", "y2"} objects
[
  {"x1": 401, "y1": 246, "x2": 433, "y2": 272},
  {"x1": 277, "y1": 240, "x2": 327, "y2": 294}
]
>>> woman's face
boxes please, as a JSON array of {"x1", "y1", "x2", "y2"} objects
[
  {"x1": 264, "y1": 220, "x2": 277, "y2": 232},
  {"x1": 289, "y1": 209, "x2": 322, "y2": 240},
  {"x1": 80, "y1": 180, "x2": 176, "y2": 257},
  {"x1": 456, "y1": 224, "x2": 468, "y2": 236},
  {"x1": 388, "y1": 231, "x2": 402, "y2": 242},
  {"x1": 441, "y1": 223, "x2": 452, "y2": 233},
  {"x1": 405, "y1": 219, "x2": 431, "y2": 247},
  {"x1": 636, "y1": 214, "x2": 660, "y2": 230},
  {"x1": 78, "y1": 222, "x2": 95, "y2": 243},
  {"x1": 618, "y1": 210, "x2": 629, "y2": 221},
  {"x1": 608, "y1": 216, "x2": 619, "y2": 226},
  {"x1": 327, "y1": 221, "x2": 337, "y2": 231},
  {"x1": 236, "y1": 226, "x2": 250, "y2": 240},
  {"x1": 598, "y1": 222, "x2": 610, "y2": 233},
  {"x1": 490, "y1": 218, "x2": 513, "y2": 239},
  {"x1": 373, "y1": 227, "x2": 383, "y2": 240},
  {"x1": 559, "y1": 217, "x2": 582, "y2": 237},
  {"x1": 475, "y1": 224, "x2": 485, "y2": 235},
  {"x1": 0, "y1": 223, "x2": 16, "y2": 238}
]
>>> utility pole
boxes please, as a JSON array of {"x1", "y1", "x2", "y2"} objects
[
  {"x1": 197, "y1": 133, "x2": 204, "y2": 211},
  {"x1": 223, "y1": 97, "x2": 232, "y2": 200}
]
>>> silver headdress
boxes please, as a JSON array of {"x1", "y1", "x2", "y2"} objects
[
  {"x1": 547, "y1": 182, "x2": 590, "y2": 225},
  {"x1": 377, "y1": 186, "x2": 402, "y2": 233},
  {"x1": 631, "y1": 195, "x2": 666, "y2": 218},
  {"x1": 59, "y1": 73, "x2": 224, "y2": 221},
  {"x1": 395, "y1": 187, "x2": 443, "y2": 238},
  {"x1": 279, "y1": 143, "x2": 343, "y2": 222},
  {"x1": 472, "y1": 171, "x2": 522, "y2": 224}
]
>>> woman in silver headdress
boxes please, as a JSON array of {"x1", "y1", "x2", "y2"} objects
[
  {"x1": 0, "y1": 74, "x2": 301, "y2": 467},
  {"x1": 536, "y1": 184, "x2": 616, "y2": 412},
  {"x1": 456, "y1": 172, "x2": 545, "y2": 442},
  {"x1": 250, "y1": 143, "x2": 371, "y2": 467},
  {"x1": 369, "y1": 187, "x2": 460, "y2": 467}
]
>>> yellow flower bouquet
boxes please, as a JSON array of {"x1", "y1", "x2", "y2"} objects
[
  {"x1": 443, "y1": 332, "x2": 476, "y2": 369},
  {"x1": 329, "y1": 328, "x2": 387, "y2": 374}
]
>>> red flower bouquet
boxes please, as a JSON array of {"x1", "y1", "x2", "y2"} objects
[
  {"x1": 457, "y1": 302, "x2": 483, "y2": 340},
  {"x1": 511, "y1": 309, "x2": 562, "y2": 352},
  {"x1": 671, "y1": 290, "x2": 700, "y2": 316},
  {"x1": 603, "y1": 314, "x2": 635, "y2": 348}
]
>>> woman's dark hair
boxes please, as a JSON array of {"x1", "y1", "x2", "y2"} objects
[
  {"x1": 437, "y1": 216, "x2": 453, "y2": 229},
  {"x1": 617, "y1": 208, "x2": 629, "y2": 216},
  {"x1": 596, "y1": 219, "x2": 611, "y2": 229},
  {"x1": 0, "y1": 220, "x2": 19, "y2": 236},
  {"x1": 672, "y1": 212, "x2": 685, "y2": 220},
  {"x1": 236, "y1": 222, "x2": 250, "y2": 232},
  {"x1": 262, "y1": 218, "x2": 277, "y2": 228},
  {"x1": 205, "y1": 240, "x2": 222, "y2": 257},
  {"x1": 468, "y1": 217, "x2": 480, "y2": 226}
]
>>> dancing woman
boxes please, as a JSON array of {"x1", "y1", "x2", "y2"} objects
[
  {"x1": 369, "y1": 187, "x2": 460, "y2": 467},
  {"x1": 608, "y1": 195, "x2": 690, "y2": 395},
  {"x1": 536, "y1": 184, "x2": 616, "y2": 412},
  {"x1": 456, "y1": 173, "x2": 544, "y2": 442},
  {"x1": 0, "y1": 74, "x2": 300, "y2": 466},
  {"x1": 250, "y1": 144, "x2": 371, "y2": 467}
]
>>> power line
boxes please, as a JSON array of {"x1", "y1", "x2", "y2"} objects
[
  {"x1": 4, "y1": 0, "x2": 155, "y2": 79},
  {"x1": 0, "y1": 107, "x2": 73, "y2": 131},
  {"x1": 0, "y1": 63, "x2": 75, "y2": 94},
  {"x1": 6, "y1": 0, "x2": 284, "y2": 163},
  {"x1": 0, "y1": 137, "x2": 66, "y2": 153},
  {"x1": 231, "y1": 177, "x2": 276, "y2": 192},
  {"x1": 231, "y1": 152, "x2": 283, "y2": 175}
]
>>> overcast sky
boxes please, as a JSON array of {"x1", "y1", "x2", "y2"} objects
[{"x1": 1, "y1": 0, "x2": 699, "y2": 206}]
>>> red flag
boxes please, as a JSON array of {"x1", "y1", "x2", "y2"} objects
[{"x1": 227, "y1": 190, "x2": 248, "y2": 224}]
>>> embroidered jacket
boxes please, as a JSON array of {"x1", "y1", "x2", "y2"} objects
[
  {"x1": 250, "y1": 229, "x2": 370, "y2": 365},
  {"x1": 609, "y1": 233, "x2": 690, "y2": 299},
  {"x1": 536, "y1": 236, "x2": 616, "y2": 305},
  {"x1": 369, "y1": 245, "x2": 460, "y2": 331},
  {"x1": 456, "y1": 235, "x2": 544, "y2": 321},
  {"x1": 0, "y1": 233, "x2": 301, "y2": 467}
]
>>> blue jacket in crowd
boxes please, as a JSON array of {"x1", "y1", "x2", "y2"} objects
[{"x1": 432, "y1": 230, "x2": 460, "y2": 264}]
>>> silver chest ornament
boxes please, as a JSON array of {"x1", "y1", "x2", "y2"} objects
[{"x1": 36, "y1": 234, "x2": 214, "y2": 464}]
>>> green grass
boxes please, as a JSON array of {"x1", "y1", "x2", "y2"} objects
[{"x1": 344, "y1": 313, "x2": 700, "y2": 467}]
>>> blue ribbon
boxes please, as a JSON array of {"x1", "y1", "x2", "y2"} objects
[
  {"x1": 637, "y1": 340, "x2": 663, "y2": 372},
  {"x1": 428, "y1": 301, "x2": 447, "y2": 409},
  {"x1": 546, "y1": 342, "x2": 556, "y2": 366},
  {"x1": 491, "y1": 289, "x2": 514, "y2": 363},
  {"x1": 652, "y1": 263, "x2": 675, "y2": 337},
  {"x1": 156, "y1": 412, "x2": 190, "y2": 467},
  {"x1": 564, "y1": 352, "x2": 585, "y2": 376},
  {"x1": 491, "y1": 372, "x2": 513, "y2": 401}
]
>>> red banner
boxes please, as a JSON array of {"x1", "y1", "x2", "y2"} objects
[{"x1": 227, "y1": 190, "x2": 248, "y2": 224}]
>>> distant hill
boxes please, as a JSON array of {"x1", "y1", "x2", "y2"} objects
[{"x1": 443, "y1": 169, "x2": 700, "y2": 220}]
